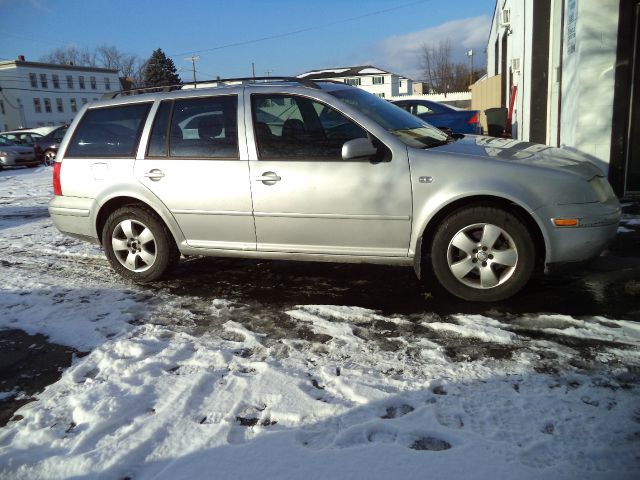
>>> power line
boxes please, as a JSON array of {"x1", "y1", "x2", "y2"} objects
[{"x1": 169, "y1": 0, "x2": 432, "y2": 58}]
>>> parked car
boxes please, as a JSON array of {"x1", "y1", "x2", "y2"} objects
[
  {"x1": 0, "y1": 133, "x2": 44, "y2": 163},
  {"x1": 35, "y1": 125, "x2": 69, "y2": 166},
  {"x1": 391, "y1": 99, "x2": 481, "y2": 135},
  {"x1": 0, "y1": 136, "x2": 38, "y2": 169},
  {"x1": 3, "y1": 126, "x2": 59, "y2": 136},
  {"x1": 48, "y1": 78, "x2": 620, "y2": 301}
]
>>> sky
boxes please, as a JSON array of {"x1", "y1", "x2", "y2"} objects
[{"x1": 0, "y1": 0, "x2": 495, "y2": 82}]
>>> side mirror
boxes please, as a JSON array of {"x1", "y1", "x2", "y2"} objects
[{"x1": 341, "y1": 138, "x2": 377, "y2": 161}]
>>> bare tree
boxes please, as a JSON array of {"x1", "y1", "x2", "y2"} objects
[
  {"x1": 40, "y1": 45, "x2": 143, "y2": 84},
  {"x1": 40, "y1": 46, "x2": 96, "y2": 67},
  {"x1": 421, "y1": 40, "x2": 485, "y2": 93},
  {"x1": 421, "y1": 40, "x2": 454, "y2": 94},
  {"x1": 95, "y1": 44, "x2": 139, "y2": 78}
]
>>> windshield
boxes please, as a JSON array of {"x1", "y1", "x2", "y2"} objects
[
  {"x1": 0, "y1": 137, "x2": 18, "y2": 147},
  {"x1": 328, "y1": 87, "x2": 449, "y2": 148}
]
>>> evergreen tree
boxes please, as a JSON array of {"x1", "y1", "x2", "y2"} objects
[{"x1": 142, "y1": 49, "x2": 181, "y2": 87}]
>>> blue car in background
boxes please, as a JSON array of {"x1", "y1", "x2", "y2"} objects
[{"x1": 392, "y1": 99, "x2": 481, "y2": 135}]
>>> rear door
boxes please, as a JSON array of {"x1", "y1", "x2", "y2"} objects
[{"x1": 134, "y1": 93, "x2": 255, "y2": 251}]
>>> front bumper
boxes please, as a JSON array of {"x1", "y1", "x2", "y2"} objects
[
  {"x1": 48, "y1": 196, "x2": 100, "y2": 243},
  {"x1": 536, "y1": 199, "x2": 621, "y2": 266},
  {"x1": 1, "y1": 154, "x2": 38, "y2": 167}
]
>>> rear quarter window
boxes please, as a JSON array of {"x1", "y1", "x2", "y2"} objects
[{"x1": 65, "y1": 103, "x2": 151, "y2": 157}]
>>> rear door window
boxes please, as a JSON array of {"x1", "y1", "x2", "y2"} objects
[
  {"x1": 65, "y1": 103, "x2": 151, "y2": 157},
  {"x1": 148, "y1": 96, "x2": 238, "y2": 159}
]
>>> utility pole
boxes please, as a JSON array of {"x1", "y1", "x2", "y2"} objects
[
  {"x1": 264, "y1": 69, "x2": 273, "y2": 77},
  {"x1": 252, "y1": 62, "x2": 255, "y2": 78},
  {"x1": 185, "y1": 55, "x2": 200, "y2": 88},
  {"x1": 466, "y1": 50, "x2": 474, "y2": 86}
]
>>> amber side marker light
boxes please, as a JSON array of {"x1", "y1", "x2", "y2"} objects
[{"x1": 553, "y1": 218, "x2": 579, "y2": 227}]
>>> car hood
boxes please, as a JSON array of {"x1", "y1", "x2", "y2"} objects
[{"x1": 433, "y1": 135, "x2": 603, "y2": 180}]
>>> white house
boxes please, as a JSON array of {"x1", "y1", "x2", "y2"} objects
[
  {"x1": 297, "y1": 66, "x2": 413, "y2": 98},
  {"x1": 483, "y1": 0, "x2": 638, "y2": 197},
  {"x1": 0, "y1": 56, "x2": 121, "y2": 131}
]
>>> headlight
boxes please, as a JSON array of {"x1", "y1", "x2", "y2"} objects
[
  {"x1": 589, "y1": 176, "x2": 615, "y2": 202},
  {"x1": 0, "y1": 151, "x2": 8, "y2": 156}
]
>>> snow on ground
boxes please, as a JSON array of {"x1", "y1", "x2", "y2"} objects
[{"x1": 1, "y1": 168, "x2": 639, "y2": 479}]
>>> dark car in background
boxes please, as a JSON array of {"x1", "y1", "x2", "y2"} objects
[
  {"x1": 35, "y1": 125, "x2": 69, "y2": 166},
  {"x1": 392, "y1": 99, "x2": 481, "y2": 135}
]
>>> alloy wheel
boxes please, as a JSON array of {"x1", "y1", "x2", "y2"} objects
[
  {"x1": 111, "y1": 219, "x2": 157, "y2": 272},
  {"x1": 446, "y1": 222, "x2": 518, "y2": 289}
]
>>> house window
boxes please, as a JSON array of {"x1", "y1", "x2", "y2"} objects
[
  {"x1": 70, "y1": 98, "x2": 78, "y2": 113},
  {"x1": 40, "y1": 74, "x2": 48, "y2": 88},
  {"x1": 66, "y1": 75, "x2": 74, "y2": 88},
  {"x1": 44, "y1": 98, "x2": 52, "y2": 113},
  {"x1": 372, "y1": 76, "x2": 384, "y2": 85},
  {"x1": 56, "y1": 98, "x2": 64, "y2": 113},
  {"x1": 104, "y1": 77, "x2": 111, "y2": 90},
  {"x1": 81, "y1": 98, "x2": 88, "y2": 105},
  {"x1": 29, "y1": 73, "x2": 37, "y2": 88},
  {"x1": 79, "y1": 76, "x2": 85, "y2": 89},
  {"x1": 376, "y1": 93, "x2": 386, "y2": 98},
  {"x1": 90, "y1": 76, "x2": 97, "y2": 89},
  {"x1": 33, "y1": 98, "x2": 42, "y2": 113},
  {"x1": 345, "y1": 78, "x2": 361, "y2": 86},
  {"x1": 52, "y1": 74, "x2": 60, "y2": 88}
]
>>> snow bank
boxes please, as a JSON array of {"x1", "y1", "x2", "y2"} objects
[{"x1": 1, "y1": 314, "x2": 638, "y2": 480}]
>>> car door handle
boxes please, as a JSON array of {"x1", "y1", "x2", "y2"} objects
[
  {"x1": 254, "y1": 171, "x2": 281, "y2": 184},
  {"x1": 143, "y1": 169, "x2": 165, "y2": 181}
]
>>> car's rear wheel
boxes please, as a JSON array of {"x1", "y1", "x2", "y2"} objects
[
  {"x1": 102, "y1": 206, "x2": 179, "y2": 282},
  {"x1": 44, "y1": 150, "x2": 56, "y2": 166},
  {"x1": 430, "y1": 206, "x2": 535, "y2": 302}
]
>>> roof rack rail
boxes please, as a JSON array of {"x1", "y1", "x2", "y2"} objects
[
  {"x1": 190, "y1": 76, "x2": 322, "y2": 89},
  {"x1": 102, "y1": 76, "x2": 323, "y2": 100}
]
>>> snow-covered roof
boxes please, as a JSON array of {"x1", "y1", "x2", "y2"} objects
[
  {"x1": 297, "y1": 65, "x2": 400, "y2": 79},
  {"x1": 356, "y1": 67, "x2": 386, "y2": 74},
  {"x1": 297, "y1": 68, "x2": 350, "y2": 78}
]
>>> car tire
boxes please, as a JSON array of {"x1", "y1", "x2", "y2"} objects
[
  {"x1": 430, "y1": 206, "x2": 535, "y2": 302},
  {"x1": 44, "y1": 150, "x2": 56, "y2": 166},
  {"x1": 102, "y1": 205, "x2": 179, "y2": 282}
]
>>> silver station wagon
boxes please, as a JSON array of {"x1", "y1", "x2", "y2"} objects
[{"x1": 48, "y1": 78, "x2": 621, "y2": 301}]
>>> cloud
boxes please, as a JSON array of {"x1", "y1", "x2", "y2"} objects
[
  {"x1": 374, "y1": 15, "x2": 492, "y2": 80},
  {"x1": 0, "y1": 0, "x2": 50, "y2": 11}
]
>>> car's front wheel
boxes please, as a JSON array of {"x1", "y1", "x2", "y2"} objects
[
  {"x1": 430, "y1": 206, "x2": 536, "y2": 302},
  {"x1": 44, "y1": 150, "x2": 56, "y2": 166},
  {"x1": 102, "y1": 206, "x2": 179, "y2": 282}
]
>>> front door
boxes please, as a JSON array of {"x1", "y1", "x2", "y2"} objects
[
  {"x1": 626, "y1": 1, "x2": 640, "y2": 194},
  {"x1": 135, "y1": 94, "x2": 256, "y2": 251},
  {"x1": 246, "y1": 93, "x2": 412, "y2": 257}
]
